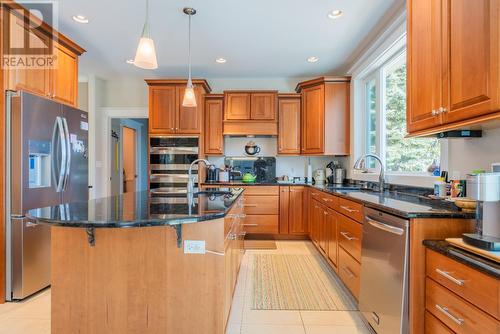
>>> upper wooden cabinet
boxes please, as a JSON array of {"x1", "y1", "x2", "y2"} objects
[
  {"x1": 407, "y1": 0, "x2": 500, "y2": 136},
  {"x1": 145, "y1": 79, "x2": 211, "y2": 135},
  {"x1": 224, "y1": 91, "x2": 277, "y2": 121},
  {"x1": 278, "y1": 94, "x2": 301, "y2": 155},
  {"x1": 296, "y1": 77, "x2": 350, "y2": 155},
  {"x1": 2, "y1": 2, "x2": 85, "y2": 107},
  {"x1": 204, "y1": 94, "x2": 224, "y2": 155}
]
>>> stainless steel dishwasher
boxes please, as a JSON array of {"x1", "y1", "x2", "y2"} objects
[{"x1": 359, "y1": 208, "x2": 410, "y2": 334}]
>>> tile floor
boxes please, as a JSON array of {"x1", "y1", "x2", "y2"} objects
[
  {"x1": 226, "y1": 241, "x2": 373, "y2": 334},
  {"x1": 0, "y1": 241, "x2": 372, "y2": 334}
]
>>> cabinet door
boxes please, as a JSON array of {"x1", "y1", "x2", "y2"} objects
[
  {"x1": 279, "y1": 187, "x2": 290, "y2": 234},
  {"x1": 4, "y1": 13, "x2": 51, "y2": 97},
  {"x1": 319, "y1": 207, "x2": 328, "y2": 254},
  {"x1": 250, "y1": 93, "x2": 276, "y2": 120},
  {"x1": 289, "y1": 187, "x2": 308, "y2": 234},
  {"x1": 204, "y1": 98, "x2": 224, "y2": 154},
  {"x1": 301, "y1": 85, "x2": 324, "y2": 154},
  {"x1": 442, "y1": 0, "x2": 500, "y2": 124},
  {"x1": 52, "y1": 43, "x2": 78, "y2": 106},
  {"x1": 177, "y1": 86, "x2": 203, "y2": 134},
  {"x1": 310, "y1": 200, "x2": 320, "y2": 245},
  {"x1": 326, "y1": 209, "x2": 338, "y2": 268},
  {"x1": 278, "y1": 98, "x2": 301, "y2": 155},
  {"x1": 149, "y1": 86, "x2": 177, "y2": 134},
  {"x1": 407, "y1": 0, "x2": 443, "y2": 133},
  {"x1": 224, "y1": 93, "x2": 251, "y2": 120}
]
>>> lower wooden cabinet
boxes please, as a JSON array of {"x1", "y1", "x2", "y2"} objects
[
  {"x1": 326, "y1": 209, "x2": 339, "y2": 268},
  {"x1": 279, "y1": 186, "x2": 309, "y2": 235},
  {"x1": 338, "y1": 247, "x2": 361, "y2": 299}
]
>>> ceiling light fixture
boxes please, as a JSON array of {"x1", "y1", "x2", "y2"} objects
[
  {"x1": 307, "y1": 56, "x2": 319, "y2": 63},
  {"x1": 133, "y1": 0, "x2": 158, "y2": 69},
  {"x1": 328, "y1": 9, "x2": 343, "y2": 19},
  {"x1": 182, "y1": 7, "x2": 197, "y2": 107},
  {"x1": 215, "y1": 58, "x2": 227, "y2": 64},
  {"x1": 72, "y1": 14, "x2": 89, "y2": 24}
]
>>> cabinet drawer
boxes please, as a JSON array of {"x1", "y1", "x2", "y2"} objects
[
  {"x1": 337, "y1": 197, "x2": 364, "y2": 223},
  {"x1": 426, "y1": 277, "x2": 500, "y2": 334},
  {"x1": 426, "y1": 249, "x2": 499, "y2": 320},
  {"x1": 310, "y1": 190, "x2": 338, "y2": 210},
  {"x1": 242, "y1": 186, "x2": 279, "y2": 196},
  {"x1": 425, "y1": 311, "x2": 454, "y2": 334},
  {"x1": 243, "y1": 196, "x2": 279, "y2": 215},
  {"x1": 338, "y1": 214, "x2": 362, "y2": 262},
  {"x1": 338, "y1": 247, "x2": 360, "y2": 299},
  {"x1": 243, "y1": 215, "x2": 279, "y2": 234}
]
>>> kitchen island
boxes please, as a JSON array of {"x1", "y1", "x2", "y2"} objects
[{"x1": 27, "y1": 189, "x2": 245, "y2": 334}]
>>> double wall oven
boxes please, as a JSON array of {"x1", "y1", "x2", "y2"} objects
[{"x1": 149, "y1": 136, "x2": 199, "y2": 195}]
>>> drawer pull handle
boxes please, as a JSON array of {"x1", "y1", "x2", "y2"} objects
[
  {"x1": 243, "y1": 224, "x2": 258, "y2": 227},
  {"x1": 322, "y1": 198, "x2": 333, "y2": 202},
  {"x1": 244, "y1": 204, "x2": 258, "y2": 207},
  {"x1": 228, "y1": 234, "x2": 237, "y2": 240},
  {"x1": 340, "y1": 205, "x2": 359, "y2": 213},
  {"x1": 340, "y1": 231, "x2": 358, "y2": 241},
  {"x1": 435, "y1": 269, "x2": 465, "y2": 286},
  {"x1": 342, "y1": 266, "x2": 355, "y2": 279},
  {"x1": 435, "y1": 304, "x2": 464, "y2": 326}
]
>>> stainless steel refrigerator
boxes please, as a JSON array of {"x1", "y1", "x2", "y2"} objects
[{"x1": 5, "y1": 91, "x2": 89, "y2": 300}]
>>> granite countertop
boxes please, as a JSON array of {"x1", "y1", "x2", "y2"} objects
[
  {"x1": 423, "y1": 240, "x2": 500, "y2": 278},
  {"x1": 27, "y1": 188, "x2": 244, "y2": 228},
  {"x1": 202, "y1": 181, "x2": 473, "y2": 219}
]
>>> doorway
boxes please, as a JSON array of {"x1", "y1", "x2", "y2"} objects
[{"x1": 110, "y1": 118, "x2": 148, "y2": 196}]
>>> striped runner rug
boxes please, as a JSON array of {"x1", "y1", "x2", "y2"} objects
[{"x1": 252, "y1": 254, "x2": 358, "y2": 311}]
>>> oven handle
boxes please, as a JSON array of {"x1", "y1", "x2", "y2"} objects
[{"x1": 366, "y1": 216, "x2": 404, "y2": 235}]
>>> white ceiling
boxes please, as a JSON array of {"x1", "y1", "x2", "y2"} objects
[{"x1": 56, "y1": 0, "x2": 402, "y2": 79}]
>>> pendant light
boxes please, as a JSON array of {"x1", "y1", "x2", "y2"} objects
[
  {"x1": 182, "y1": 7, "x2": 197, "y2": 107},
  {"x1": 134, "y1": 0, "x2": 158, "y2": 69}
]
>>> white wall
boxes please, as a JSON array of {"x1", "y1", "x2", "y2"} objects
[{"x1": 207, "y1": 137, "x2": 347, "y2": 179}]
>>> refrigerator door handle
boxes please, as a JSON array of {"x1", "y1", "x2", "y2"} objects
[
  {"x1": 61, "y1": 117, "x2": 71, "y2": 191},
  {"x1": 51, "y1": 117, "x2": 66, "y2": 192}
]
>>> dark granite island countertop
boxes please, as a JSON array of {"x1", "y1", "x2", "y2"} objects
[{"x1": 27, "y1": 188, "x2": 244, "y2": 228}]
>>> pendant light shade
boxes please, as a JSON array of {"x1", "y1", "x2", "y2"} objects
[
  {"x1": 182, "y1": 8, "x2": 197, "y2": 107},
  {"x1": 134, "y1": 0, "x2": 158, "y2": 69}
]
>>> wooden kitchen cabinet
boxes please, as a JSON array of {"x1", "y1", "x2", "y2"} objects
[
  {"x1": 146, "y1": 80, "x2": 211, "y2": 135},
  {"x1": 3, "y1": 3, "x2": 85, "y2": 107},
  {"x1": 279, "y1": 186, "x2": 309, "y2": 235},
  {"x1": 224, "y1": 91, "x2": 277, "y2": 121},
  {"x1": 204, "y1": 94, "x2": 224, "y2": 155},
  {"x1": 250, "y1": 92, "x2": 277, "y2": 120},
  {"x1": 224, "y1": 92, "x2": 250, "y2": 120},
  {"x1": 296, "y1": 77, "x2": 350, "y2": 155},
  {"x1": 278, "y1": 94, "x2": 301, "y2": 155},
  {"x1": 326, "y1": 208, "x2": 339, "y2": 269},
  {"x1": 407, "y1": 0, "x2": 500, "y2": 136}
]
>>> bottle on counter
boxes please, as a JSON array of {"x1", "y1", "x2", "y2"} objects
[{"x1": 434, "y1": 177, "x2": 447, "y2": 198}]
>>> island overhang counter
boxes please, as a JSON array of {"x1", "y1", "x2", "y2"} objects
[{"x1": 27, "y1": 189, "x2": 246, "y2": 334}]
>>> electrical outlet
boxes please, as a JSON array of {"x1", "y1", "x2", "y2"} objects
[{"x1": 184, "y1": 240, "x2": 206, "y2": 254}]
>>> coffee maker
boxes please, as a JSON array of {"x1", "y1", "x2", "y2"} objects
[{"x1": 463, "y1": 173, "x2": 500, "y2": 251}]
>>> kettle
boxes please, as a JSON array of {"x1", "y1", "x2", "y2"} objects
[
  {"x1": 244, "y1": 141, "x2": 261, "y2": 156},
  {"x1": 242, "y1": 173, "x2": 257, "y2": 183}
]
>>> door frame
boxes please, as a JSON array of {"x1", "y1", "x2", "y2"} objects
[{"x1": 119, "y1": 122, "x2": 140, "y2": 194}]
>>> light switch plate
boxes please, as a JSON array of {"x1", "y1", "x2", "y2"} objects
[{"x1": 184, "y1": 240, "x2": 206, "y2": 254}]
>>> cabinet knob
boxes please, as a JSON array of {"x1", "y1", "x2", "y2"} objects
[
  {"x1": 439, "y1": 107, "x2": 447, "y2": 114},
  {"x1": 432, "y1": 110, "x2": 438, "y2": 116}
]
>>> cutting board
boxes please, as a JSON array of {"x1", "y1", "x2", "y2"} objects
[{"x1": 446, "y1": 238, "x2": 500, "y2": 263}]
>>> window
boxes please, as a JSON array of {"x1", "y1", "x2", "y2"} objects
[{"x1": 362, "y1": 50, "x2": 440, "y2": 174}]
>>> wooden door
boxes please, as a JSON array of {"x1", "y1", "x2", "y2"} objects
[
  {"x1": 301, "y1": 85, "x2": 325, "y2": 154},
  {"x1": 4, "y1": 12, "x2": 51, "y2": 97},
  {"x1": 250, "y1": 93, "x2": 276, "y2": 120},
  {"x1": 177, "y1": 86, "x2": 203, "y2": 134},
  {"x1": 122, "y1": 127, "x2": 136, "y2": 193},
  {"x1": 326, "y1": 209, "x2": 338, "y2": 268},
  {"x1": 441, "y1": 0, "x2": 500, "y2": 124},
  {"x1": 52, "y1": 43, "x2": 78, "y2": 106},
  {"x1": 289, "y1": 187, "x2": 308, "y2": 234},
  {"x1": 224, "y1": 93, "x2": 250, "y2": 120},
  {"x1": 407, "y1": 0, "x2": 444, "y2": 133},
  {"x1": 279, "y1": 187, "x2": 290, "y2": 234},
  {"x1": 278, "y1": 97, "x2": 301, "y2": 155},
  {"x1": 204, "y1": 98, "x2": 224, "y2": 155},
  {"x1": 149, "y1": 86, "x2": 177, "y2": 134}
]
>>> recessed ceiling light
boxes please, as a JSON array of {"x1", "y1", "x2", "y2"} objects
[
  {"x1": 328, "y1": 9, "x2": 343, "y2": 19},
  {"x1": 126, "y1": 59, "x2": 135, "y2": 64},
  {"x1": 307, "y1": 56, "x2": 319, "y2": 63},
  {"x1": 215, "y1": 58, "x2": 227, "y2": 64},
  {"x1": 72, "y1": 14, "x2": 89, "y2": 24}
]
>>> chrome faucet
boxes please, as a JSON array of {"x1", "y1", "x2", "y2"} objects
[
  {"x1": 353, "y1": 154, "x2": 385, "y2": 193},
  {"x1": 187, "y1": 159, "x2": 211, "y2": 194}
]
